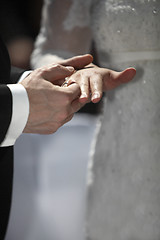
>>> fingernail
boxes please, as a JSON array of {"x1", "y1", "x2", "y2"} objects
[
  {"x1": 80, "y1": 93, "x2": 88, "y2": 99},
  {"x1": 92, "y1": 92, "x2": 100, "y2": 100},
  {"x1": 66, "y1": 66, "x2": 74, "y2": 71}
]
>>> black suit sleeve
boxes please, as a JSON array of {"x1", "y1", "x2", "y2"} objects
[
  {"x1": 0, "y1": 36, "x2": 12, "y2": 145},
  {"x1": 0, "y1": 85, "x2": 12, "y2": 144},
  {"x1": 0, "y1": 66, "x2": 25, "y2": 145},
  {"x1": 0, "y1": 36, "x2": 25, "y2": 240},
  {"x1": 0, "y1": 35, "x2": 28, "y2": 143},
  {"x1": 0, "y1": 35, "x2": 25, "y2": 144}
]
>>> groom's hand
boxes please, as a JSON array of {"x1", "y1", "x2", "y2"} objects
[{"x1": 20, "y1": 64, "x2": 83, "y2": 134}]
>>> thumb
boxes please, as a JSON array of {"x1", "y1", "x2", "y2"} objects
[
  {"x1": 104, "y1": 67, "x2": 136, "y2": 91},
  {"x1": 43, "y1": 64, "x2": 75, "y2": 83},
  {"x1": 59, "y1": 54, "x2": 93, "y2": 69},
  {"x1": 65, "y1": 82, "x2": 81, "y2": 101}
]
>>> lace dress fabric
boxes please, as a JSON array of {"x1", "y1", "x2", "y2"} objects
[{"x1": 31, "y1": 0, "x2": 92, "y2": 68}]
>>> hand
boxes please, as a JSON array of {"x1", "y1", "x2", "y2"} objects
[
  {"x1": 66, "y1": 64, "x2": 136, "y2": 103},
  {"x1": 52, "y1": 54, "x2": 93, "y2": 86},
  {"x1": 20, "y1": 64, "x2": 84, "y2": 134}
]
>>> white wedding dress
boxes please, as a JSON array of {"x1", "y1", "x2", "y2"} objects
[
  {"x1": 6, "y1": 0, "x2": 160, "y2": 240},
  {"x1": 86, "y1": 1, "x2": 160, "y2": 240}
]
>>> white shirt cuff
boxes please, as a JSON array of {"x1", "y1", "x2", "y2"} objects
[
  {"x1": 18, "y1": 70, "x2": 32, "y2": 83},
  {"x1": 0, "y1": 74, "x2": 30, "y2": 147}
]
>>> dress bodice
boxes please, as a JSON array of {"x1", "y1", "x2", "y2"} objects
[{"x1": 91, "y1": 0, "x2": 160, "y2": 67}]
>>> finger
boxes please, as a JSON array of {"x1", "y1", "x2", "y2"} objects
[
  {"x1": 76, "y1": 76, "x2": 90, "y2": 103},
  {"x1": 61, "y1": 77, "x2": 70, "y2": 87},
  {"x1": 65, "y1": 83, "x2": 81, "y2": 101},
  {"x1": 104, "y1": 67, "x2": 136, "y2": 91},
  {"x1": 71, "y1": 98, "x2": 85, "y2": 113},
  {"x1": 67, "y1": 76, "x2": 90, "y2": 104},
  {"x1": 53, "y1": 79, "x2": 66, "y2": 86},
  {"x1": 43, "y1": 64, "x2": 75, "y2": 82},
  {"x1": 59, "y1": 54, "x2": 93, "y2": 70},
  {"x1": 90, "y1": 75, "x2": 103, "y2": 103}
]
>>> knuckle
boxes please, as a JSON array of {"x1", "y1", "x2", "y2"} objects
[
  {"x1": 75, "y1": 72, "x2": 81, "y2": 78},
  {"x1": 45, "y1": 126, "x2": 55, "y2": 135},
  {"x1": 91, "y1": 72, "x2": 100, "y2": 80},
  {"x1": 46, "y1": 129, "x2": 54, "y2": 135},
  {"x1": 54, "y1": 122, "x2": 62, "y2": 131},
  {"x1": 81, "y1": 82, "x2": 89, "y2": 87},
  {"x1": 37, "y1": 67, "x2": 48, "y2": 77},
  {"x1": 46, "y1": 122, "x2": 60, "y2": 134},
  {"x1": 53, "y1": 63, "x2": 61, "y2": 70},
  {"x1": 35, "y1": 68, "x2": 43, "y2": 76},
  {"x1": 57, "y1": 110, "x2": 70, "y2": 122},
  {"x1": 66, "y1": 114, "x2": 74, "y2": 122},
  {"x1": 45, "y1": 128, "x2": 54, "y2": 135}
]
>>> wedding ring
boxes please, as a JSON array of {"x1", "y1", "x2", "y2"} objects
[
  {"x1": 61, "y1": 81, "x2": 68, "y2": 87},
  {"x1": 61, "y1": 79, "x2": 69, "y2": 87}
]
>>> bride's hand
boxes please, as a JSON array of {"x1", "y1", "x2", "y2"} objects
[{"x1": 65, "y1": 64, "x2": 136, "y2": 103}]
